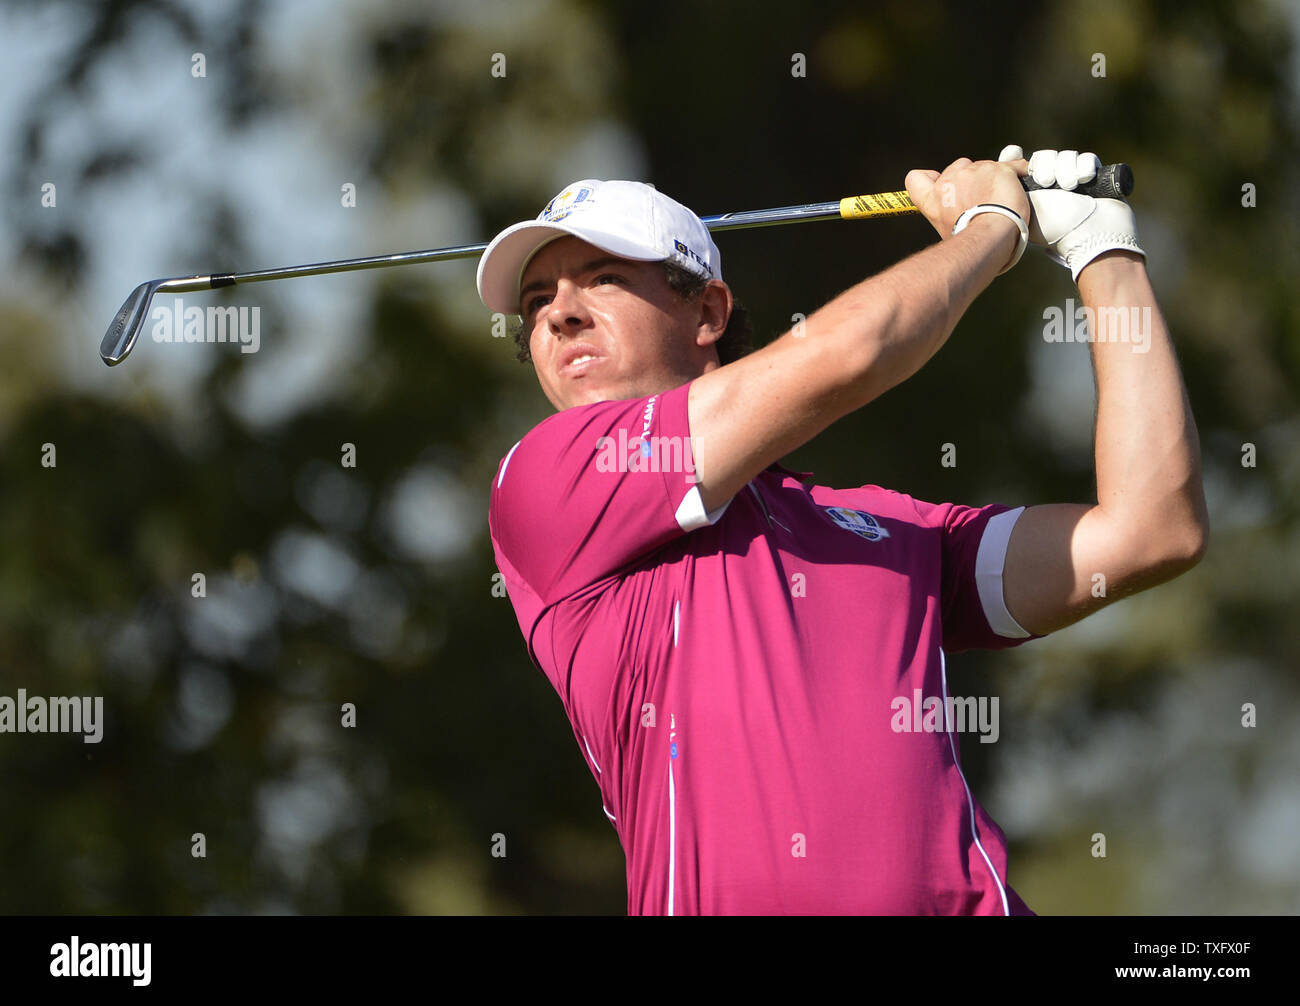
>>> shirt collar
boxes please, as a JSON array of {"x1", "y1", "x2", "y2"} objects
[{"x1": 765, "y1": 461, "x2": 814, "y2": 482}]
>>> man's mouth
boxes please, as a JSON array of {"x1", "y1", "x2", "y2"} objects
[{"x1": 560, "y1": 351, "x2": 604, "y2": 376}]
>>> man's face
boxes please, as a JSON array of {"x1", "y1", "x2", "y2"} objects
[{"x1": 518, "y1": 235, "x2": 729, "y2": 411}]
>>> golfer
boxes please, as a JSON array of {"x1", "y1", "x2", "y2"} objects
[{"x1": 476, "y1": 146, "x2": 1209, "y2": 915}]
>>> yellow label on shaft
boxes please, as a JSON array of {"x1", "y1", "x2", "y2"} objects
[{"x1": 839, "y1": 191, "x2": 917, "y2": 219}]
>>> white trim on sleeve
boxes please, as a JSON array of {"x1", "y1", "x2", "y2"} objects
[
  {"x1": 974, "y1": 506, "x2": 1032, "y2": 638},
  {"x1": 674, "y1": 484, "x2": 732, "y2": 531}
]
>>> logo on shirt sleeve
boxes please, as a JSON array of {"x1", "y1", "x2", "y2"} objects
[{"x1": 822, "y1": 506, "x2": 891, "y2": 541}]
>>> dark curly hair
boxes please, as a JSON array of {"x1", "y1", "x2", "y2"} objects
[{"x1": 508, "y1": 260, "x2": 754, "y2": 366}]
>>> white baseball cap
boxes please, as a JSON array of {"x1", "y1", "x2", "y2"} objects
[{"x1": 476, "y1": 179, "x2": 723, "y2": 315}]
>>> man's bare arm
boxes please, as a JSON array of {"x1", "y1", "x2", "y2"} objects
[
  {"x1": 689, "y1": 157, "x2": 1028, "y2": 513},
  {"x1": 1002, "y1": 252, "x2": 1209, "y2": 635}
]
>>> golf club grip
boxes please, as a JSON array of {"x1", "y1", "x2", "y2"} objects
[{"x1": 1023, "y1": 162, "x2": 1133, "y2": 199}]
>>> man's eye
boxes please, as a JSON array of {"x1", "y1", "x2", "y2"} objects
[{"x1": 526, "y1": 275, "x2": 621, "y2": 318}]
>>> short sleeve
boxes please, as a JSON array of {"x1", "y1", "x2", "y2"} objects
[
  {"x1": 488, "y1": 379, "x2": 731, "y2": 606},
  {"x1": 912, "y1": 498, "x2": 1047, "y2": 653}
]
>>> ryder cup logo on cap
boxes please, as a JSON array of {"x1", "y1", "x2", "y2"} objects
[
  {"x1": 541, "y1": 185, "x2": 594, "y2": 222},
  {"x1": 476, "y1": 179, "x2": 723, "y2": 315}
]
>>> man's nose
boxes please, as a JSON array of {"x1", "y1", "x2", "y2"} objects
[{"x1": 546, "y1": 280, "x2": 588, "y2": 328}]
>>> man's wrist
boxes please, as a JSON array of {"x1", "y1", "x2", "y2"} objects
[
  {"x1": 966, "y1": 212, "x2": 1019, "y2": 250},
  {"x1": 1076, "y1": 249, "x2": 1148, "y2": 299},
  {"x1": 1076, "y1": 248, "x2": 1146, "y2": 280},
  {"x1": 957, "y1": 210, "x2": 1023, "y2": 274}
]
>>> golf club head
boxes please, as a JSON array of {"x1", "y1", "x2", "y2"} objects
[{"x1": 100, "y1": 279, "x2": 161, "y2": 366}]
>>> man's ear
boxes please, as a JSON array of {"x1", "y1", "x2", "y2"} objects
[{"x1": 695, "y1": 280, "x2": 732, "y2": 350}]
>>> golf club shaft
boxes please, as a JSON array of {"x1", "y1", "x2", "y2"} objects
[
  {"x1": 148, "y1": 163, "x2": 1136, "y2": 294},
  {"x1": 150, "y1": 196, "x2": 911, "y2": 295},
  {"x1": 152, "y1": 242, "x2": 492, "y2": 294},
  {"x1": 151, "y1": 199, "x2": 894, "y2": 296},
  {"x1": 101, "y1": 163, "x2": 1133, "y2": 365}
]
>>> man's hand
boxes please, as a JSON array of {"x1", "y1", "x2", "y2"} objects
[
  {"x1": 905, "y1": 156, "x2": 1031, "y2": 240},
  {"x1": 997, "y1": 144, "x2": 1146, "y2": 281}
]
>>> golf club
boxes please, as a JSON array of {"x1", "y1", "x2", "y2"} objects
[{"x1": 99, "y1": 163, "x2": 1133, "y2": 367}]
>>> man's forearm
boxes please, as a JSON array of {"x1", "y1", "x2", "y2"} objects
[
  {"x1": 803, "y1": 214, "x2": 1019, "y2": 409},
  {"x1": 1078, "y1": 252, "x2": 1209, "y2": 559}
]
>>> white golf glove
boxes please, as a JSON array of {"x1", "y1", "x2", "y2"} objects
[{"x1": 998, "y1": 144, "x2": 1145, "y2": 281}]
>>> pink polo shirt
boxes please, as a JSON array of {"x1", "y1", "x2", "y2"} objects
[{"x1": 488, "y1": 378, "x2": 1044, "y2": 915}]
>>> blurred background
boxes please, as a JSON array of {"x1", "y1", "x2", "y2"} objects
[{"x1": 0, "y1": 0, "x2": 1296, "y2": 914}]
